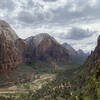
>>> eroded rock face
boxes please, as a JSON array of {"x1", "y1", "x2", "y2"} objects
[
  {"x1": 0, "y1": 20, "x2": 22, "y2": 74},
  {"x1": 0, "y1": 33, "x2": 22, "y2": 74},
  {"x1": 25, "y1": 33, "x2": 70, "y2": 63},
  {"x1": 84, "y1": 35, "x2": 100, "y2": 69},
  {"x1": 97, "y1": 35, "x2": 100, "y2": 46},
  {"x1": 36, "y1": 38, "x2": 69, "y2": 62},
  {"x1": 93, "y1": 35, "x2": 100, "y2": 58},
  {"x1": 15, "y1": 38, "x2": 35, "y2": 64},
  {"x1": 0, "y1": 20, "x2": 18, "y2": 41},
  {"x1": 0, "y1": 20, "x2": 35, "y2": 68}
]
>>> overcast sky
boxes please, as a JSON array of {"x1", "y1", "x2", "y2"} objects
[{"x1": 0, "y1": 0, "x2": 100, "y2": 52}]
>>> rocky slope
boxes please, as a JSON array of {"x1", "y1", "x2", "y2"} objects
[
  {"x1": 62, "y1": 43, "x2": 77, "y2": 56},
  {"x1": 85, "y1": 35, "x2": 100, "y2": 69},
  {"x1": 62, "y1": 43, "x2": 88, "y2": 64},
  {"x1": 79, "y1": 35, "x2": 100, "y2": 99},
  {"x1": 77, "y1": 49, "x2": 88, "y2": 62},
  {"x1": 25, "y1": 33, "x2": 70, "y2": 63}
]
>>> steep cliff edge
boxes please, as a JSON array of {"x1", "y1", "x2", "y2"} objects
[{"x1": 0, "y1": 20, "x2": 22, "y2": 74}]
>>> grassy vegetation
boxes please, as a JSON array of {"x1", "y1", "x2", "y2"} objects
[
  {"x1": 29, "y1": 66, "x2": 85, "y2": 100},
  {"x1": 0, "y1": 60, "x2": 95, "y2": 100}
]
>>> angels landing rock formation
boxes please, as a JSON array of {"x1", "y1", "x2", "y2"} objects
[{"x1": 0, "y1": 20, "x2": 22, "y2": 74}]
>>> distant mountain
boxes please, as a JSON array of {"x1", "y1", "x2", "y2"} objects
[
  {"x1": 77, "y1": 49, "x2": 88, "y2": 62},
  {"x1": 62, "y1": 43, "x2": 88, "y2": 64},
  {"x1": 77, "y1": 49, "x2": 86, "y2": 56},
  {"x1": 25, "y1": 33, "x2": 70, "y2": 64},
  {"x1": 62, "y1": 43, "x2": 77, "y2": 56}
]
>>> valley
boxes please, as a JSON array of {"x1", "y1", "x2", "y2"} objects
[
  {"x1": 0, "y1": 59, "x2": 81, "y2": 99},
  {"x1": 0, "y1": 63, "x2": 82, "y2": 100}
]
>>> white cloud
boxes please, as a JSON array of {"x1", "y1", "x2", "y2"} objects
[{"x1": 0, "y1": 0, "x2": 100, "y2": 52}]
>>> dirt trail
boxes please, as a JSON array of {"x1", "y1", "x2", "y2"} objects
[{"x1": 0, "y1": 74, "x2": 56, "y2": 94}]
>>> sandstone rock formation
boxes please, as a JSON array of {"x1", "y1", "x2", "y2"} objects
[
  {"x1": 0, "y1": 20, "x2": 22, "y2": 74},
  {"x1": 0, "y1": 33, "x2": 22, "y2": 74},
  {"x1": 25, "y1": 33, "x2": 70, "y2": 63}
]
